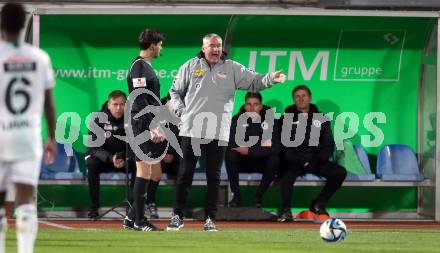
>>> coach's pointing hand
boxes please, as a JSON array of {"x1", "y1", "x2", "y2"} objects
[{"x1": 273, "y1": 70, "x2": 286, "y2": 83}]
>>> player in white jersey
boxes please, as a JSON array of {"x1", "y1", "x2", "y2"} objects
[{"x1": 0, "y1": 3, "x2": 57, "y2": 253}]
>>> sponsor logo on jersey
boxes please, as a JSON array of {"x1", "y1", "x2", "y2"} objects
[
  {"x1": 194, "y1": 69, "x2": 205, "y2": 76},
  {"x1": 133, "y1": 77, "x2": 147, "y2": 88},
  {"x1": 4, "y1": 62, "x2": 36, "y2": 72}
]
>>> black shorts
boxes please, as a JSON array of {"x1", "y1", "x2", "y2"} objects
[{"x1": 131, "y1": 115, "x2": 167, "y2": 162}]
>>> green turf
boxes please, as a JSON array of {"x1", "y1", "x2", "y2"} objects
[{"x1": 5, "y1": 229, "x2": 440, "y2": 253}]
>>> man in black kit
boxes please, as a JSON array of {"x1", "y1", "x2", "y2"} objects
[
  {"x1": 123, "y1": 28, "x2": 165, "y2": 231},
  {"x1": 144, "y1": 94, "x2": 181, "y2": 219},
  {"x1": 278, "y1": 85, "x2": 346, "y2": 223},
  {"x1": 225, "y1": 92, "x2": 280, "y2": 208},
  {"x1": 85, "y1": 90, "x2": 135, "y2": 220}
]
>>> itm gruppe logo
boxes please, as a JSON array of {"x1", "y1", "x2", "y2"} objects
[{"x1": 334, "y1": 29, "x2": 406, "y2": 81}]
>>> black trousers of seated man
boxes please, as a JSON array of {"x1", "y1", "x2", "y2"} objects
[
  {"x1": 280, "y1": 150, "x2": 347, "y2": 210},
  {"x1": 173, "y1": 137, "x2": 226, "y2": 220},
  {"x1": 225, "y1": 149, "x2": 279, "y2": 202},
  {"x1": 86, "y1": 156, "x2": 136, "y2": 211}
]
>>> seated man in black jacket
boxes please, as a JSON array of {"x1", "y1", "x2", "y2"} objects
[
  {"x1": 85, "y1": 90, "x2": 135, "y2": 220},
  {"x1": 225, "y1": 92, "x2": 280, "y2": 208},
  {"x1": 278, "y1": 85, "x2": 346, "y2": 222},
  {"x1": 144, "y1": 94, "x2": 181, "y2": 219}
]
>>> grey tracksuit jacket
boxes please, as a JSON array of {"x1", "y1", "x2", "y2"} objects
[{"x1": 169, "y1": 52, "x2": 278, "y2": 142}]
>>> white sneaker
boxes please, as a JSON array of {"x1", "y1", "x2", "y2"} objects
[
  {"x1": 166, "y1": 214, "x2": 184, "y2": 231},
  {"x1": 203, "y1": 217, "x2": 218, "y2": 232}
]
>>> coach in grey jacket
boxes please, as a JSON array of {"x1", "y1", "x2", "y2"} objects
[{"x1": 167, "y1": 33, "x2": 286, "y2": 232}]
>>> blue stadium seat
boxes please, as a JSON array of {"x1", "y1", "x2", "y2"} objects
[
  {"x1": 161, "y1": 173, "x2": 169, "y2": 180},
  {"x1": 193, "y1": 155, "x2": 207, "y2": 180},
  {"x1": 100, "y1": 173, "x2": 125, "y2": 180},
  {"x1": 345, "y1": 145, "x2": 375, "y2": 181},
  {"x1": 239, "y1": 173, "x2": 262, "y2": 181},
  {"x1": 376, "y1": 144, "x2": 424, "y2": 181},
  {"x1": 354, "y1": 145, "x2": 372, "y2": 172},
  {"x1": 220, "y1": 162, "x2": 228, "y2": 180},
  {"x1": 193, "y1": 173, "x2": 207, "y2": 180},
  {"x1": 297, "y1": 174, "x2": 323, "y2": 181},
  {"x1": 40, "y1": 143, "x2": 83, "y2": 180},
  {"x1": 193, "y1": 159, "x2": 228, "y2": 181}
]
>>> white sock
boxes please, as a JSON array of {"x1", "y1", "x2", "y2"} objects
[
  {"x1": 0, "y1": 208, "x2": 6, "y2": 253},
  {"x1": 15, "y1": 204, "x2": 37, "y2": 253}
]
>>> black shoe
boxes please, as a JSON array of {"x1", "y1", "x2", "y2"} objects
[
  {"x1": 123, "y1": 216, "x2": 134, "y2": 230},
  {"x1": 147, "y1": 203, "x2": 159, "y2": 219},
  {"x1": 166, "y1": 214, "x2": 184, "y2": 231},
  {"x1": 309, "y1": 200, "x2": 329, "y2": 216},
  {"x1": 278, "y1": 209, "x2": 293, "y2": 222},
  {"x1": 133, "y1": 220, "x2": 162, "y2": 231},
  {"x1": 87, "y1": 209, "x2": 99, "y2": 221},
  {"x1": 228, "y1": 195, "x2": 241, "y2": 207}
]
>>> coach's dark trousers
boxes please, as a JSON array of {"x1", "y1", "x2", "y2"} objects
[
  {"x1": 280, "y1": 150, "x2": 347, "y2": 210},
  {"x1": 173, "y1": 137, "x2": 225, "y2": 220},
  {"x1": 86, "y1": 156, "x2": 136, "y2": 210}
]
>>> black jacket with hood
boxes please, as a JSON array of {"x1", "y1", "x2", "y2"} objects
[
  {"x1": 85, "y1": 102, "x2": 126, "y2": 164},
  {"x1": 280, "y1": 103, "x2": 334, "y2": 165},
  {"x1": 228, "y1": 105, "x2": 280, "y2": 159}
]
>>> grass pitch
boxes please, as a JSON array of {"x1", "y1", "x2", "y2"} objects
[{"x1": 5, "y1": 228, "x2": 440, "y2": 253}]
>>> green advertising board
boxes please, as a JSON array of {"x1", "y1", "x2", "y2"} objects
[{"x1": 40, "y1": 15, "x2": 435, "y2": 162}]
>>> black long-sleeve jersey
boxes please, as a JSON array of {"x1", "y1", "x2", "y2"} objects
[{"x1": 127, "y1": 56, "x2": 161, "y2": 114}]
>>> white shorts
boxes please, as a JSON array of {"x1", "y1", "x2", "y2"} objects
[{"x1": 0, "y1": 155, "x2": 42, "y2": 192}]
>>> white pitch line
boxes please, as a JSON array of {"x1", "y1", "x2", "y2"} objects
[{"x1": 39, "y1": 221, "x2": 74, "y2": 230}]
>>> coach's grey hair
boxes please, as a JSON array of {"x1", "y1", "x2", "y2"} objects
[{"x1": 202, "y1": 33, "x2": 222, "y2": 45}]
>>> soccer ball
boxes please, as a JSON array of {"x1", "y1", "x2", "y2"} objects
[{"x1": 319, "y1": 218, "x2": 347, "y2": 242}]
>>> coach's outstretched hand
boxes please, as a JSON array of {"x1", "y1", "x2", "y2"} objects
[
  {"x1": 273, "y1": 70, "x2": 287, "y2": 83},
  {"x1": 44, "y1": 138, "x2": 57, "y2": 165}
]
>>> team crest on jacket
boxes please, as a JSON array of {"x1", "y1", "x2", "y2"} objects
[
  {"x1": 194, "y1": 69, "x2": 205, "y2": 76},
  {"x1": 104, "y1": 124, "x2": 113, "y2": 130},
  {"x1": 217, "y1": 71, "x2": 227, "y2": 78},
  {"x1": 313, "y1": 120, "x2": 322, "y2": 128}
]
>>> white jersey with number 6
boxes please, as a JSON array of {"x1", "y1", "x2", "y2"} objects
[{"x1": 0, "y1": 41, "x2": 55, "y2": 161}]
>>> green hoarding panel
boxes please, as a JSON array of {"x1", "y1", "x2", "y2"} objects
[
  {"x1": 40, "y1": 14, "x2": 434, "y2": 159},
  {"x1": 37, "y1": 185, "x2": 417, "y2": 212}
]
